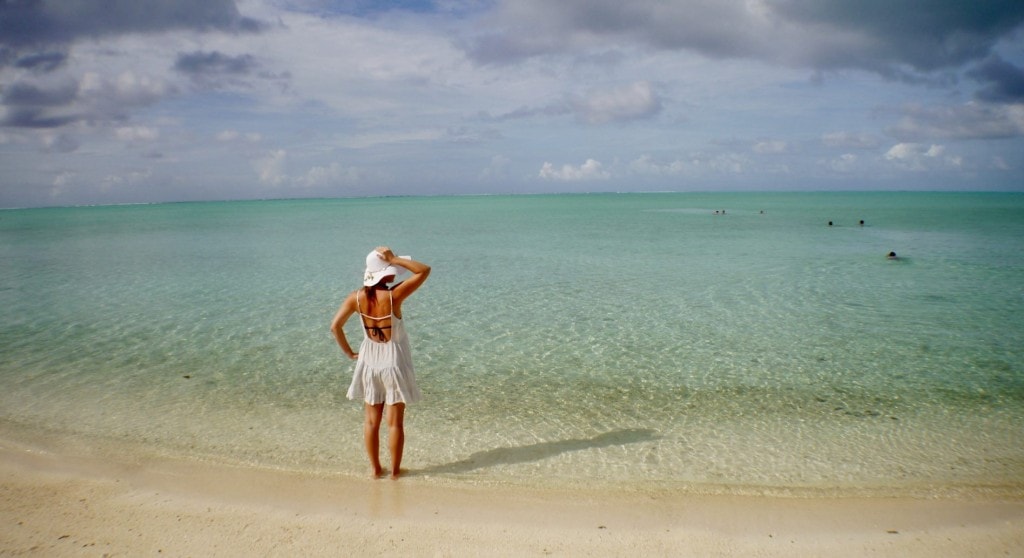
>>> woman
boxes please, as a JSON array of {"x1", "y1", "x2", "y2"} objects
[{"x1": 331, "y1": 247, "x2": 431, "y2": 479}]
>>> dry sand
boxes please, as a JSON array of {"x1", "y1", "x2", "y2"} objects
[{"x1": 1, "y1": 442, "x2": 1022, "y2": 557}]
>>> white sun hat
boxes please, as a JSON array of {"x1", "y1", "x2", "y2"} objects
[{"x1": 363, "y1": 250, "x2": 410, "y2": 287}]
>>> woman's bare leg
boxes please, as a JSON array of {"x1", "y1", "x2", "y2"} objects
[
  {"x1": 386, "y1": 403, "x2": 406, "y2": 479},
  {"x1": 364, "y1": 403, "x2": 385, "y2": 478}
]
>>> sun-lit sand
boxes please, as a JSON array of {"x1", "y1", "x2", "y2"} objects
[{"x1": 2, "y1": 441, "x2": 1022, "y2": 557}]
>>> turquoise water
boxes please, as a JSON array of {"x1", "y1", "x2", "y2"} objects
[{"x1": 1, "y1": 192, "x2": 1022, "y2": 495}]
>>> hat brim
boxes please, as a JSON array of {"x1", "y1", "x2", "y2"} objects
[{"x1": 363, "y1": 255, "x2": 410, "y2": 286}]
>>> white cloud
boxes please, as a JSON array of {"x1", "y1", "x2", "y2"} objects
[
  {"x1": 489, "y1": 81, "x2": 663, "y2": 126},
  {"x1": 217, "y1": 130, "x2": 262, "y2": 143},
  {"x1": 255, "y1": 9, "x2": 470, "y2": 116},
  {"x1": 885, "y1": 143, "x2": 934, "y2": 161},
  {"x1": 887, "y1": 102, "x2": 1024, "y2": 141},
  {"x1": 702, "y1": 153, "x2": 748, "y2": 174},
  {"x1": 479, "y1": 154, "x2": 511, "y2": 179},
  {"x1": 884, "y1": 142, "x2": 961, "y2": 171},
  {"x1": 251, "y1": 151, "x2": 361, "y2": 189},
  {"x1": 114, "y1": 72, "x2": 167, "y2": 102},
  {"x1": 826, "y1": 153, "x2": 858, "y2": 173},
  {"x1": 630, "y1": 154, "x2": 687, "y2": 175},
  {"x1": 822, "y1": 131, "x2": 880, "y2": 149},
  {"x1": 116, "y1": 126, "x2": 159, "y2": 142},
  {"x1": 296, "y1": 162, "x2": 360, "y2": 188},
  {"x1": 77, "y1": 72, "x2": 104, "y2": 96},
  {"x1": 254, "y1": 149, "x2": 288, "y2": 185},
  {"x1": 630, "y1": 152, "x2": 753, "y2": 176},
  {"x1": 753, "y1": 139, "x2": 787, "y2": 154},
  {"x1": 100, "y1": 169, "x2": 153, "y2": 193},
  {"x1": 340, "y1": 128, "x2": 445, "y2": 149},
  {"x1": 51, "y1": 171, "x2": 76, "y2": 199},
  {"x1": 574, "y1": 81, "x2": 662, "y2": 124},
  {"x1": 41, "y1": 132, "x2": 79, "y2": 153},
  {"x1": 539, "y1": 159, "x2": 610, "y2": 181}
]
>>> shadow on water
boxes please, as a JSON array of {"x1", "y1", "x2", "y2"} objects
[{"x1": 410, "y1": 428, "x2": 660, "y2": 477}]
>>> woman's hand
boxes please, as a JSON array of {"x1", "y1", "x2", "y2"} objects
[{"x1": 375, "y1": 246, "x2": 395, "y2": 263}]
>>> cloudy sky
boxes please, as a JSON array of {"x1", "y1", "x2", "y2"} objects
[{"x1": 2, "y1": 0, "x2": 1023, "y2": 207}]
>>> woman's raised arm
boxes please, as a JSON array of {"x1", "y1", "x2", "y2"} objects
[{"x1": 376, "y1": 247, "x2": 430, "y2": 304}]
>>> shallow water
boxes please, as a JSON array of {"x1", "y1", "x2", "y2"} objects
[{"x1": 1, "y1": 192, "x2": 1022, "y2": 495}]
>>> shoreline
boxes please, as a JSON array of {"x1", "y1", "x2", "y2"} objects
[
  {"x1": 4, "y1": 422, "x2": 1021, "y2": 500},
  {"x1": 2, "y1": 442, "x2": 1022, "y2": 556}
]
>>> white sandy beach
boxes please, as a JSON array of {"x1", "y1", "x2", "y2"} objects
[{"x1": 1, "y1": 442, "x2": 1022, "y2": 557}]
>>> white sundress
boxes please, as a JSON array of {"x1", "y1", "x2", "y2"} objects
[{"x1": 346, "y1": 289, "x2": 422, "y2": 405}]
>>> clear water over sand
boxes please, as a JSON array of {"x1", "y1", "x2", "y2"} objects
[{"x1": 2, "y1": 192, "x2": 1021, "y2": 495}]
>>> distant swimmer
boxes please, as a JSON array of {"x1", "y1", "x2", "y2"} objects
[
  {"x1": 828, "y1": 221, "x2": 833, "y2": 226},
  {"x1": 859, "y1": 220, "x2": 865, "y2": 226},
  {"x1": 887, "y1": 251, "x2": 898, "y2": 260}
]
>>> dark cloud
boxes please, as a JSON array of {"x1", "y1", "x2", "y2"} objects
[
  {"x1": 1, "y1": 72, "x2": 169, "y2": 129},
  {"x1": 0, "y1": 80, "x2": 80, "y2": 128},
  {"x1": 288, "y1": 0, "x2": 485, "y2": 18},
  {"x1": 175, "y1": 51, "x2": 258, "y2": 76},
  {"x1": 463, "y1": 32, "x2": 562, "y2": 66},
  {"x1": 0, "y1": 2, "x2": 263, "y2": 129},
  {"x1": 0, "y1": 0, "x2": 265, "y2": 70},
  {"x1": 464, "y1": 0, "x2": 1024, "y2": 79},
  {"x1": 464, "y1": 1, "x2": 759, "y2": 65},
  {"x1": 14, "y1": 50, "x2": 68, "y2": 72},
  {"x1": 2, "y1": 81, "x2": 77, "y2": 106},
  {"x1": 0, "y1": 0, "x2": 263, "y2": 48},
  {"x1": 2, "y1": 106, "x2": 78, "y2": 128},
  {"x1": 968, "y1": 55, "x2": 1024, "y2": 103},
  {"x1": 777, "y1": 0, "x2": 1024, "y2": 71}
]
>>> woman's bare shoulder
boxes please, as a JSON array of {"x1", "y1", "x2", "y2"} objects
[{"x1": 341, "y1": 289, "x2": 361, "y2": 307}]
